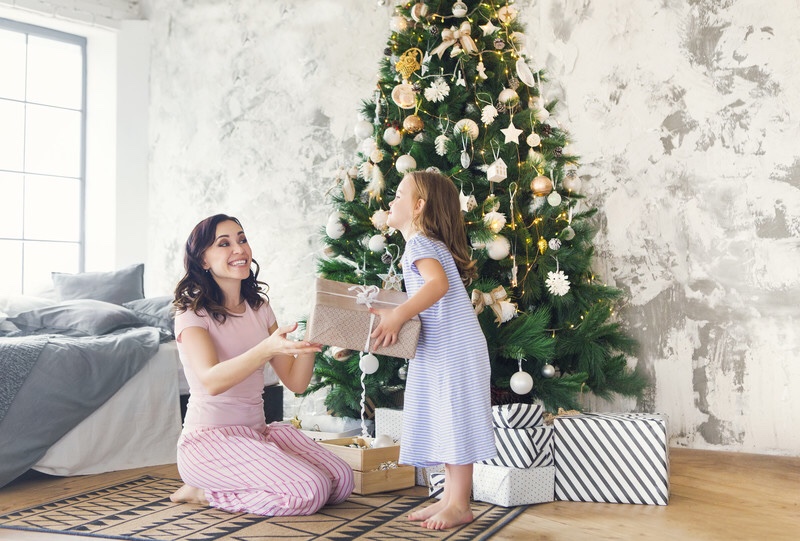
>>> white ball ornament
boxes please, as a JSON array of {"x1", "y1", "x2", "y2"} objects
[
  {"x1": 389, "y1": 15, "x2": 409, "y2": 33},
  {"x1": 486, "y1": 235, "x2": 511, "y2": 260},
  {"x1": 391, "y1": 83, "x2": 417, "y2": 109},
  {"x1": 562, "y1": 225, "x2": 576, "y2": 240},
  {"x1": 454, "y1": 118, "x2": 480, "y2": 141},
  {"x1": 562, "y1": 174, "x2": 582, "y2": 193},
  {"x1": 370, "y1": 148, "x2": 384, "y2": 163},
  {"x1": 371, "y1": 209, "x2": 389, "y2": 230},
  {"x1": 396, "y1": 154, "x2": 417, "y2": 173},
  {"x1": 452, "y1": 1, "x2": 468, "y2": 17},
  {"x1": 510, "y1": 370, "x2": 533, "y2": 395},
  {"x1": 498, "y1": 87, "x2": 520, "y2": 106},
  {"x1": 372, "y1": 434, "x2": 395, "y2": 448},
  {"x1": 542, "y1": 364, "x2": 556, "y2": 378},
  {"x1": 547, "y1": 191, "x2": 562, "y2": 206},
  {"x1": 410, "y1": 2, "x2": 429, "y2": 22},
  {"x1": 325, "y1": 220, "x2": 345, "y2": 240},
  {"x1": 354, "y1": 119, "x2": 373, "y2": 140},
  {"x1": 526, "y1": 133, "x2": 541, "y2": 147},
  {"x1": 359, "y1": 353, "x2": 380, "y2": 374},
  {"x1": 383, "y1": 126, "x2": 402, "y2": 146},
  {"x1": 368, "y1": 234, "x2": 387, "y2": 252},
  {"x1": 360, "y1": 137, "x2": 378, "y2": 156}
]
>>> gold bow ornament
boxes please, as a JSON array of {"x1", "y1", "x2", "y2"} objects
[
  {"x1": 432, "y1": 22, "x2": 478, "y2": 58},
  {"x1": 471, "y1": 285, "x2": 517, "y2": 325}
]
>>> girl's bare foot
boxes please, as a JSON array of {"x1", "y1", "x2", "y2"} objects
[
  {"x1": 170, "y1": 484, "x2": 208, "y2": 505},
  {"x1": 408, "y1": 498, "x2": 448, "y2": 521},
  {"x1": 420, "y1": 505, "x2": 473, "y2": 530}
]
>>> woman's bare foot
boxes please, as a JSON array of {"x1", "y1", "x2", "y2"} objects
[
  {"x1": 170, "y1": 484, "x2": 208, "y2": 505},
  {"x1": 420, "y1": 505, "x2": 473, "y2": 530},
  {"x1": 408, "y1": 498, "x2": 448, "y2": 521}
]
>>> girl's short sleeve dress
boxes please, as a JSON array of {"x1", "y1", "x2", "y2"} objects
[{"x1": 398, "y1": 235, "x2": 495, "y2": 467}]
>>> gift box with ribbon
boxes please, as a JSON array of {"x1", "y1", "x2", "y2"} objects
[
  {"x1": 480, "y1": 425, "x2": 554, "y2": 468},
  {"x1": 553, "y1": 412, "x2": 670, "y2": 505},
  {"x1": 306, "y1": 278, "x2": 421, "y2": 359}
]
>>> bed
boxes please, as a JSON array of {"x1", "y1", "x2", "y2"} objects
[{"x1": 0, "y1": 264, "x2": 183, "y2": 488}]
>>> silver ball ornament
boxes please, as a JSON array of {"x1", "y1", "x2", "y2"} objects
[{"x1": 542, "y1": 364, "x2": 556, "y2": 378}]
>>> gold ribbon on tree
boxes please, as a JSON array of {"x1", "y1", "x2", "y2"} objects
[
  {"x1": 471, "y1": 285, "x2": 510, "y2": 324},
  {"x1": 432, "y1": 22, "x2": 478, "y2": 58}
]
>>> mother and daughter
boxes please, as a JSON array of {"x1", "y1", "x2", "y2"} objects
[{"x1": 170, "y1": 170, "x2": 494, "y2": 530}]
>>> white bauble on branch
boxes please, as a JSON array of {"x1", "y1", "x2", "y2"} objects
[
  {"x1": 396, "y1": 154, "x2": 417, "y2": 173},
  {"x1": 383, "y1": 126, "x2": 402, "y2": 146},
  {"x1": 562, "y1": 174, "x2": 582, "y2": 193},
  {"x1": 454, "y1": 118, "x2": 480, "y2": 141},
  {"x1": 371, "y1": 209, "x2": 389, "y2": 231},
  {"x1": 389, "y1": 15, "x2": 408, "y2": 33},
  {"x1": 368, "y1": 234, "x2": 387, "y2": 252},
  {"x1": 360, "y1": 137, "x2": 378, "y2": 156},
  {"x1": 325, "y1": 220, "x2": 345, "y2": 239},
  {"x1": 452, "y1": 1, "x2": 468, "y2": 17},
  {"x1": 359, "y1": 353, "x2": 380, "y2": 374},
  {"x1": 486, "y1": 235, "x2": 511, "y2": 260},
  {"x1": 510, "y1": 370, "x2": 533, "y2": 394},
  {"x1": 354, "y1": 119, "x2": 373, "y2": 140}
]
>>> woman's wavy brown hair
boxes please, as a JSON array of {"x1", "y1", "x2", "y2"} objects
[
  {"x1": 173, "y1": 214, "x2": 268, "y2": 323},
  {"x1": 408, "y1": 171, "x2": 477, "y2": 285}
]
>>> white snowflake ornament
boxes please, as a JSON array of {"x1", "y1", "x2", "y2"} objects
[{"x1": 545, "y1": 270, "x2": 570, "y2": 296}]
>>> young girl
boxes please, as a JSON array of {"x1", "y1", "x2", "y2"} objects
[
  {"x1": 370, "y1": 171, "x2": 495, "y2": 530},
  {"x1": 170, "y1": 214, "x2": 354, "y2": 516}
]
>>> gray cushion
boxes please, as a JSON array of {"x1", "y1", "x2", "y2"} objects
[
  {"x1": 123, "y1": 296, "x2": 174, "y2": 334},
  {"x1": 9, "y1": 299, "x2": 144, "y2": 336},
  {"x1": 52, "y1": 264, "x2": 144, "y2": 305}
]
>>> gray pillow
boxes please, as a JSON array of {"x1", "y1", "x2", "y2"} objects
[
  {"x1": 52, "y1": 264, "x2": 145, "y2": 305},
  {"x1": 9, "y1": 299, "x2": 144, "y2": 336},
  {"x1": 123, "y1": 296, "x2": 174, "y2": 334}
]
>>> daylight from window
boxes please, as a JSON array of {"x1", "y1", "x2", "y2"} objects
[{"x1": 0, "y1": 20, "x2": 85, "y2": 296}]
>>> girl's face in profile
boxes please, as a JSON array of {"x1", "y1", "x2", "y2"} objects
[
  {"x1": 201, "y1": 220, "x2": 252, "y2": 282},
  {"x1": 387, "y1": 175, "x2": 422, "y2": 236}
]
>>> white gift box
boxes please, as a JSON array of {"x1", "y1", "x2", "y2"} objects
[
  {"x1": 374, "y1": 408, "x2": 404, "y2": 441},
  {"x1": 492, "y1": 403, "x2": 544, "y2": 428},
  {"x1": 481, "y1": 425, "x2": 554, "y2": 468},
  {"x1": 553, "y1": 412, "x2": 670, "y2": 505},
  {"x1": 473, "y1": 464, "x2": 555, "y2": 507}
]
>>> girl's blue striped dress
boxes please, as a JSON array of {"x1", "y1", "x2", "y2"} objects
[{"x1": 398, "y1": 234, "x2": 495, "y2": 466}]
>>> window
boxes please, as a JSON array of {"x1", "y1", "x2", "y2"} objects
[{"x1": 0, "y1": 18, "x2": 86, "y2": 296}]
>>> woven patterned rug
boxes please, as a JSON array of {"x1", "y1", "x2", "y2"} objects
[{"x1": 0, "y1": 476, "x2": 525, "y2": 540}]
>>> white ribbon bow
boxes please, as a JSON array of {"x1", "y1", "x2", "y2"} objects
[
  {"x1": 349, "y1": 285, "x2": 380, "y2": 352},
  {"x1": 432, "y1": 22, "x2": 478, "y2": 58}
]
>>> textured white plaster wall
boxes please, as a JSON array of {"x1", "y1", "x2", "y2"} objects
[{"x1": 139, "y1": 0, "x2": 800, "y2": 455}]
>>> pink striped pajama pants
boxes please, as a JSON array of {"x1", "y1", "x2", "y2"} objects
[{"x1": 176, "y1": 422, "x2": 354, "y2": 516}]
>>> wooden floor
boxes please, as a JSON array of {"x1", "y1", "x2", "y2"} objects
[{"x1": 0, "y1": 448, "x2": 797, "y2": 540}]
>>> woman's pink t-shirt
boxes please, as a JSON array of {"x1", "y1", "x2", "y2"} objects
[{"x1": 175, "y1": 302, "x2": 277, "y2": 432}]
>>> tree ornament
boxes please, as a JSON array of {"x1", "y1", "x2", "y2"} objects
[
  {"x1": 454, "y1": 118, "x2": 480, "y2": 141},
  {"x1": 424, "y1": 77, "x2": 450, "y2": 102},
  {"x1": 526, "y1": 132, "x2": 541, "y2": 147},
  {"x1": 542, "y1": 364, "x2": 556, "y2": 378},
  {"x1": 368, "y1": 164, "x2": 385, "y2": 199},
  {"x1": 360, "y1": 136, "x2": 378, "y2": 156},
  {"x1": 562, "y1": 225, "x2": 576, "y2": 240},
  {"x1": 498, "y1": 87, "x2": 520, "y2": 106},
  {"x1": 396, "y1": 154, "x2": 417, "y2": 173},
  {"x1": 511, "y1": 32, "x2": 528, "y2": 53},
  {"x1": 383, "y1": 126, "x2": 402, "y2": 146},
  {"x1": 389, "y1": 15, "x2": 408, "y2": 33},
  {"x1": 391, "y1": 83, "x2": 416, "y2": 109},
  {"x1": 341, "y1": 172, "x2": 356, "y2": 202},
  {"x1": 487, "y1": 158, "x2": 508, "y2": 182},
  {"x1": 486, "y1": 235, "x2": 511, "y2": 260},
  {"x1": 410, "y1": 1, "x2": 429, "y2": 22},
  {"x1": 359, "y1": 353, "x2": 380, "y2": 374},
  {"x1": 485, "y1": 193, "x2": 501, "y2": 212},
  {"x1": 330, "y1": 346, "x2": 354, "y2": 362},
  {"x1": 433, "y1": 21, "x2": 478, "y2": 58},
  {"x1": 510, "y1": 359, "x2": 533, "y2": 395},
  {"x1": 501, "y1": 121, "x2": 523, "y2": 144},
  {"x1": 325, "y1": 219, "x2": 345, "y2": 239},
  {"x1": 537, "y1": 237, "x2": 547, "y2": 254},
  {"x1": 534, "y1": 106, "x2": 550, "y2": 122},
  {"x1": 451, "y1": 1, "x2": 468, "y2": 17},
  {"x1": 494, "y1": 37, "x2": 505, "y2": 50},
  {"x1": 371, "y1": 209, "x2": 389, "y2": 231},
  {"x1": 460, "y1": 150, "x2": 471, "y2": 168},
  {"x1": 483, "y1": 211, "x2": 507, "y2": 233},
  {"x1": 545, "y1": 261, "x2": 571, "y2": 296},
  {"x1": 563, "y1": 173, "x2": 582, "y2": 193},
  {"x1": 481, "y1": 104, "x2": 498, "y2": 124},
  {"x1": 434, "y1": 134, "x2": 450, "y2": 156},
  {"x1": 370, "y1": 148, "x2": 384, "y2": 163},
  {"x1": 515, "y1": 58, "x2": 535, "y2": 87},
  {"x1": 497, "y1": 5, "x2": 519, "y2": 24},
  {"x1": 354, "y1": 119, "x2": 373, "y2": 140},
  {"x1": 477, "y1": 60, "x2": 488, "y2": 80},
  {"x1": 403, "y1": 114, "x2": 424, "y2": 133},
  {"x1": 459, "y1": 189, "x2": 477, "y2": 212},
  {"x1": 378, "y1": 264, "x2": 404, "y2": 291},
  {"x1": 547, "y1": 191, "x2": 562, "y2": 206},
  {"x1": 395, "y1": 47, "x2": 422, "y2": 80},
  {"x1": 531, "y1": 174, "x2": 553, "y2": 196},
  {"x1": 471, "y1": 285, "x2": 516, "y2": 324},
  {"x1": 398, "y1": 364, "x2": 407, "y2": 380},
  {"x1": 480, "y1": 20, "x2": 498, "y2": 36},
  {"x1": 368, "y1": 234, "x2": 387, "y2": 252},
  {"x1": 548, "y1": 238, "x2": 562, "y2": 251}
]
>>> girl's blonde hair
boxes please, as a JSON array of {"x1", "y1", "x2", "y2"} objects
[{"x1": 408, "y1": 171, "x2": 477, "y2": 284}]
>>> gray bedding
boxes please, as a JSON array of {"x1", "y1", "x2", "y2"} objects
[{"x1": 0, "y1": 327, "x2": 160, "y2": 488}]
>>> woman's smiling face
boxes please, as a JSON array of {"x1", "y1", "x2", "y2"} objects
[{"x1": 201, "y1": 219, "x2": 252, "y2": 282}]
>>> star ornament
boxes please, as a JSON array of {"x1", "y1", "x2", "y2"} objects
[
  {"x1": 480, "y1": 20, "x2": 499, "y2": 36},
  {"x1": 378, "y1": 266, "x2": 404, "y2": 291},
  {"x1": 501, "y1": 120, "x2": 523, "y2": 144}
]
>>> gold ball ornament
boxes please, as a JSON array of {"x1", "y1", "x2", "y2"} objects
[
  {"x1": 403, "y1": 114, "x2": 424, "y2": 133},
  {"x1": 531, "y1": 174, "x2": 554, "y2": 196}
]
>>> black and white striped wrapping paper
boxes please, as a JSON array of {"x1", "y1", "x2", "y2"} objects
[
  {"x1": 491, "y1": 403, "x2": 543, "y2": 428},
  {"x1": 428, "y1": 472, "x2": 445, "y2": 499},
  {"x1": 553, "y1": 412, "x2": 670, "y2": 505},
  {"x1": 480, "y1": 425, "x2": 554, "y2": 468}
]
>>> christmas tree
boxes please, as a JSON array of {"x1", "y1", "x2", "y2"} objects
[{"x1": 303, "y1": 0, "x2": 647, "y2": 419}]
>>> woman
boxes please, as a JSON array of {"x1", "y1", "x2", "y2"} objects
[{"x1": 170, "y1": 213, "x2": 354, "y2": 516}]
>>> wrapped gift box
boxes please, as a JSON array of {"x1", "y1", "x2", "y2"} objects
[
  {"x1": 481, "y1": 425, "x2": 554, "y2": 468},
  {"x1": 473, "y1": 464, "x2": 555, "y2": 507},
  {"x1": 492, "y1": 403, "x2": 544, "y2": 428},
  {"x1": 428, "y1": 471, "x2": 445, "y2": 499},
  {"x1": 318, "y1": 437, "x2": 415, "y2": 495},
  {"x1": 375, "y1": 407, "x2": 404, "y2": 441},
  {"x1": 306, "y1": 278, "x2": 420, "y2": 359},
  {"x1": 416, "y1": 464, "x2": 445, "y2": 487},
  {"x1": 553, "y1": 412, "x2": 670, "y2": 505}
]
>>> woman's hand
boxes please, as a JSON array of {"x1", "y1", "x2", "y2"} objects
[
  {"x1": 369, "y1": 308, "x2": 405, "y2": 349},
  {"x1": 262, "y1": 322, "x2": 322, "y2": 359}
]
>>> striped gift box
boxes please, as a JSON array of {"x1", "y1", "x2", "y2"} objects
[
  {"x1": 428, "y1": 472, "x2": 445, "y2": 499},
  {"x1": 553, "y1": 412, "x2": 670, "y2": 505},
  {"x1": 481, "y1": 425, "x2": 554, "y2": 468},
  {"x1": 491, "y1": 403, "x2": 544, "y2": 428}
]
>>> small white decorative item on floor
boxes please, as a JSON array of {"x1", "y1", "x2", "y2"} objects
[{"x1": 510, "y1": 359, "x2": 533, "y2": 395}]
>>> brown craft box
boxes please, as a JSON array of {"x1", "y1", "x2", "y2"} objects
[
  {"x1": 319, "y1": 437, "x2": 416, "y2": 495},
  {"x1": 306, "y1": 278, "x2": 420, "y2": 359}
]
